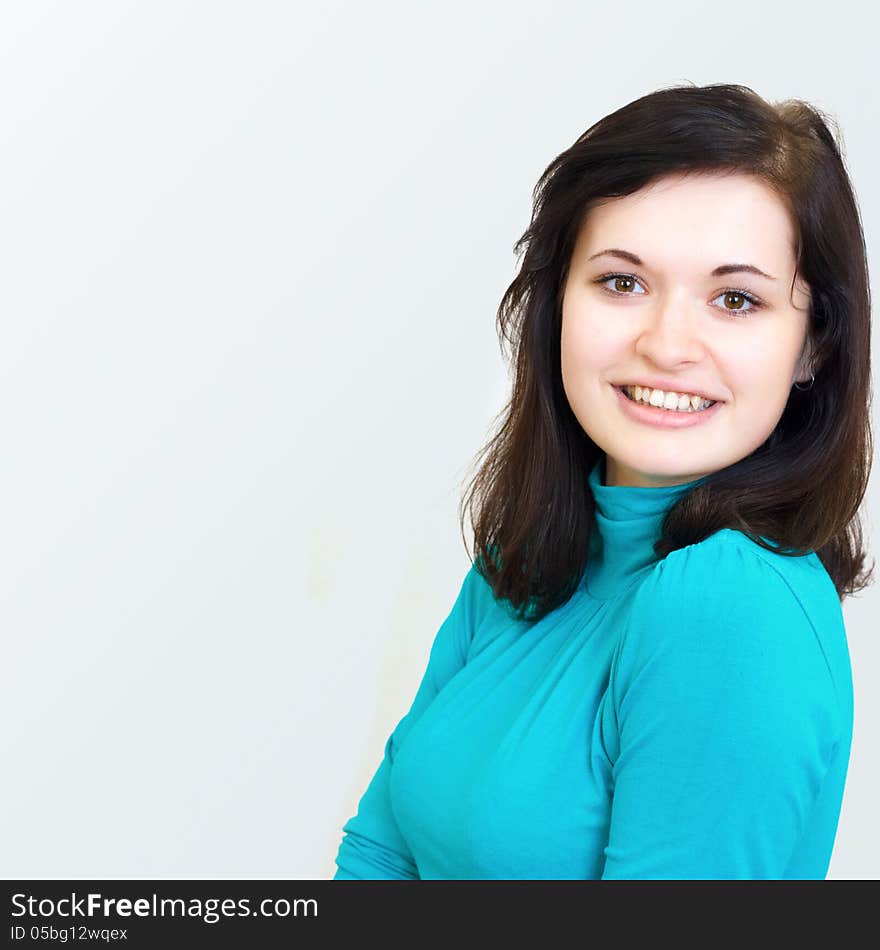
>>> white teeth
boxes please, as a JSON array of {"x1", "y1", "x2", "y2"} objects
[{"x1": 625, "y1": 385, "x2": 715, "y2": 412}]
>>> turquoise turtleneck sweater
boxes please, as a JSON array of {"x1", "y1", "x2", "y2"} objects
[{"x1": 333, "y1": 455, "x2": 853, "y2": 879}]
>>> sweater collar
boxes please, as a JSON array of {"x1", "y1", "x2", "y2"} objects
[{"x1": 584, "y1": 455, "x2": 708, "y2": 600}]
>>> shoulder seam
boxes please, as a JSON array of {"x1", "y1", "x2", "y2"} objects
[
  {"x1": 703, "y1": 533, "x2": 845, "y2": 735},
  {"x1": 754, "y1": 554, "x2": 841, "y2": 711}
]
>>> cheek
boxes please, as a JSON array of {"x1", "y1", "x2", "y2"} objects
[
  {"x1": 560, "y1": 310, "x2": 621, "y2": 378},
  {"x1": 723, "y1": 338, "x2": 799, "y2": 409}
]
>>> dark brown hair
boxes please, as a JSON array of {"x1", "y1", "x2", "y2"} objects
[{"x1": 458, "y1": 81, "x2": 874, "y2": 622}]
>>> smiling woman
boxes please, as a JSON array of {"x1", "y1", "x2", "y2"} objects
[{"x1": 333, "y1": 82, "x2": 874, "y2": 881}]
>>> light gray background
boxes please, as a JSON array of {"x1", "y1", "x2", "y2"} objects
[{"x1": 1, "y1": 0, "x2": 876, "y2": 880}]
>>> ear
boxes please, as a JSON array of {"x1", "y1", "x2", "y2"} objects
[{"x1": 792, "y1": 334, "x2": 816, "y2": 386}]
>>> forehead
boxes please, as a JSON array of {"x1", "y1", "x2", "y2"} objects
[{"x1": 576, "y1": 171, "x2": 798, "y2": 271}]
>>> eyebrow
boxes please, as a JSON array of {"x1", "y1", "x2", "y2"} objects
[{"x1": 587, "y1": 248, "x2": 777, "y2": 281}]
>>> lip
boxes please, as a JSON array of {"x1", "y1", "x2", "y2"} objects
[{"x1": 612, "y1": 384, "x2": 724, "y2": 428}]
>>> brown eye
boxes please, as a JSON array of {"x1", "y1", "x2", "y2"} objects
[
  {"x1": 594, "y1": 274, "x2": 646, "y2": 296},
  {"x1": 712, "y1": 289, "x2": 763, "y2": 316}
]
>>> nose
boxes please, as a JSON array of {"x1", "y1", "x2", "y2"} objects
[{"x1": 633, "y1": 296, "x2": 707, "y2": 367}]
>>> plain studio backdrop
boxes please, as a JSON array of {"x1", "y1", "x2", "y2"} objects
[{"x1": 0, "y1": 0, "x2": 877, "y2": 880}]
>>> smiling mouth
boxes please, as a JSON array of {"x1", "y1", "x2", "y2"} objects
[{"x1": 617, "y1": 384, "x2": 718, "y2": 413}]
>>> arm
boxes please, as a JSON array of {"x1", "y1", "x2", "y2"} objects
[
  {"x1": 333, "y1": 561, "x2": 487, "y2": 879},
  {"x1": 601, "y1": 537, "x2": 843, "y2": 880}
]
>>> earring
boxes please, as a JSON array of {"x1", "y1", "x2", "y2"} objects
[{"x1": 793, "y1": 372, "x2": 815, "y2": 391}]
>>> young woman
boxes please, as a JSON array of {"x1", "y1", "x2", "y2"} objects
[{"x1": 332, "y1": 82, "x2": 874, "y2": 879}]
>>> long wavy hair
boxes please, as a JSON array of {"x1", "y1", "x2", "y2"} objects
[{"x1": 458, "y1": 81, "x2": 874, "y2": 623}]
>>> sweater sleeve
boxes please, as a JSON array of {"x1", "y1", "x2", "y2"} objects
[
  {"x1": 333, "y1": 561, "x2": 485, "y2": 879},
  {"x1": 601, "y1": 536, "x2": 843, "y2": 880}
]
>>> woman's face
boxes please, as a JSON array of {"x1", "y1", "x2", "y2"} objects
[{"x1": 560, "y1": 170, "x2": 814, "y2": 488}]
